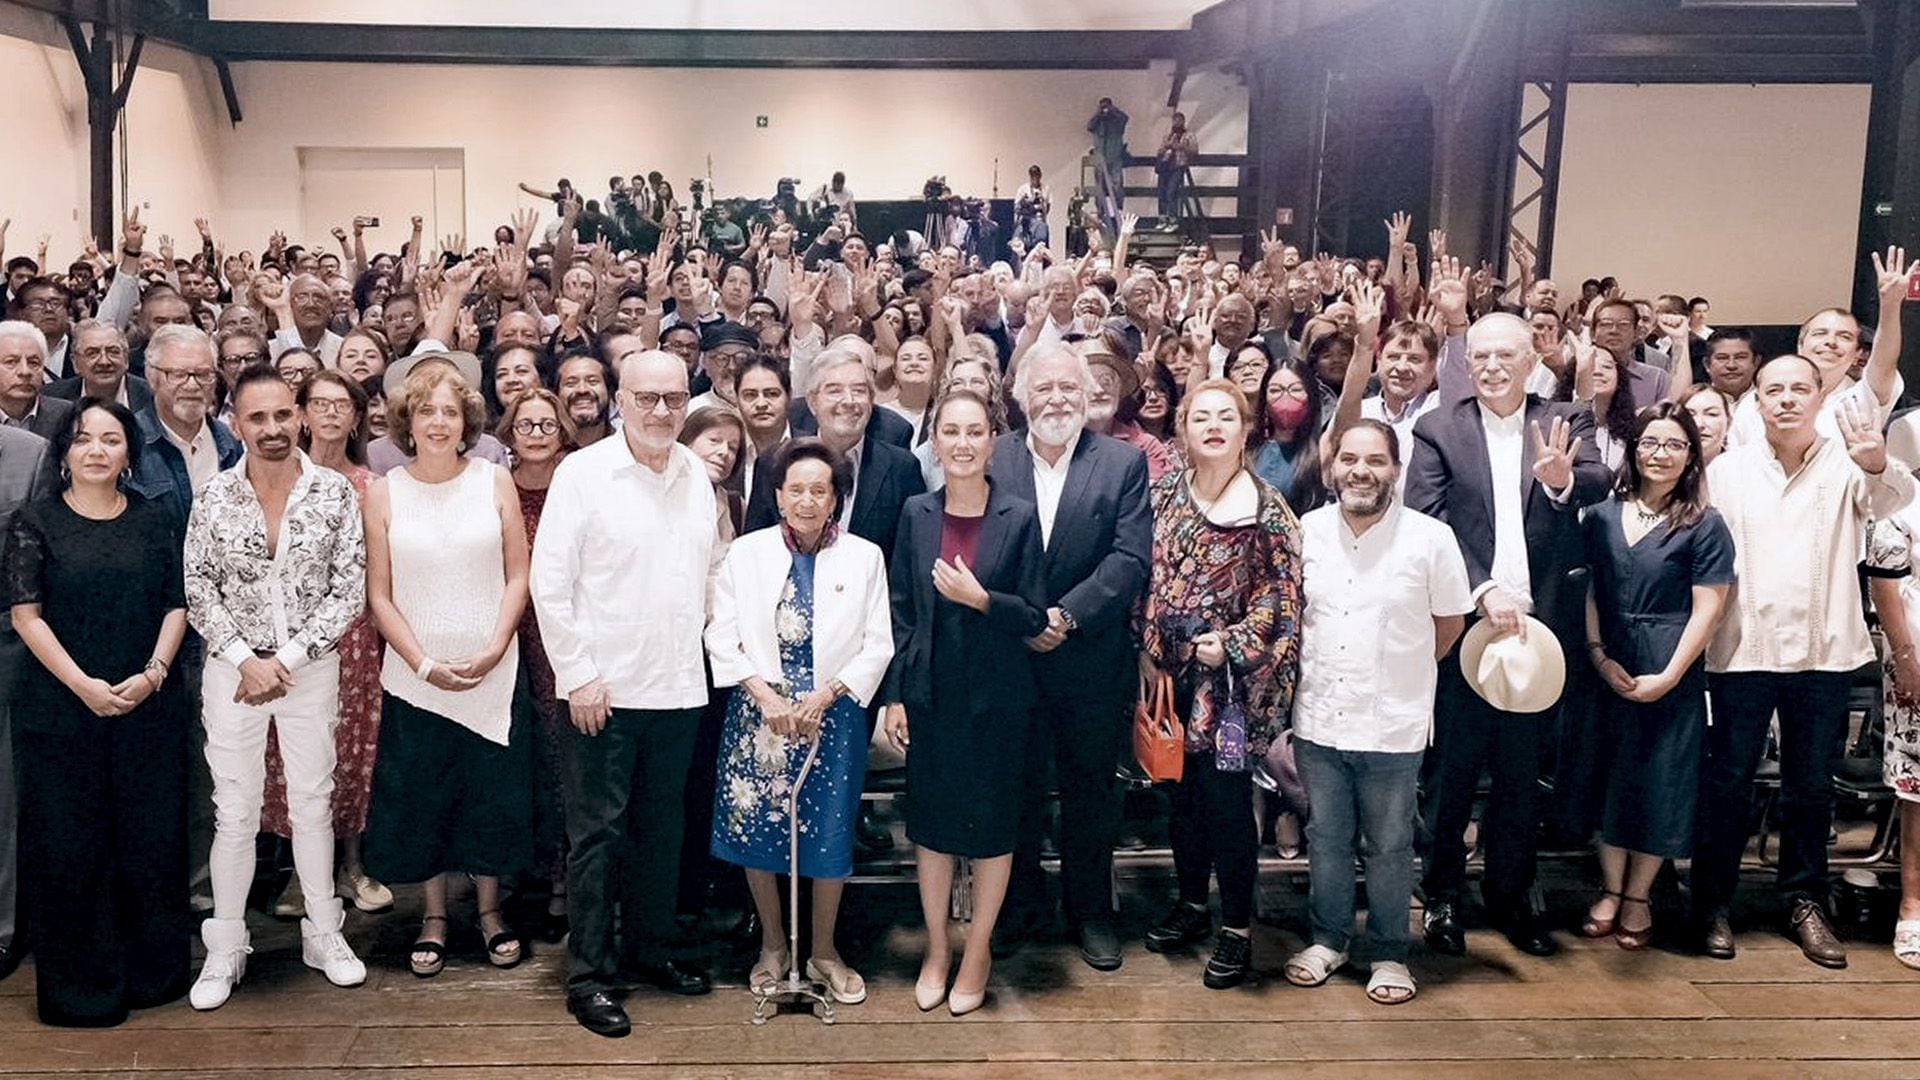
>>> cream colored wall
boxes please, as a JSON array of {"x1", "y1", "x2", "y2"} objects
[
  {"x1": 0, "y1": 8, "x2": 227, "y2": 273},
  {"x1": 219, "y1": 60, "x2": 1248, "y2": 254},
  {"x1": 1552, "y1": 83, "x2": 1871, "y2": 326},
  {"x1": 207, "y1": 0, "x2": 1218, "y2": 31}
]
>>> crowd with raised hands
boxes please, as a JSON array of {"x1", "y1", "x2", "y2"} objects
[{"x1": 0, "y1": 174, "x2": 1917, "y2": 1039}]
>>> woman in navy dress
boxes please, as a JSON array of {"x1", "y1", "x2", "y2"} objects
[
  {"x1": 705, "y1": 440, "x2": 895, "y2": 1007},
  {"x1": 1579, "y1": 402, "x2": 1734, "y2": 948}
]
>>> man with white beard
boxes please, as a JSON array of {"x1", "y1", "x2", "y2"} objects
[
  {"x1": 989, "y1": 344, "x2": 1153, "y2": 969},
  {"x1": 1284, "y1": 420, "x2": 1471, "y2": 1007}
]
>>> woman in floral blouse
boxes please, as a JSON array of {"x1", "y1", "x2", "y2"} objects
[
  {"x1": 1865, "y1": 509, "x2": 1920, "y2": 970},
  {"x1": 1137, "y1": 378, "x2": 1303, "y2": 990}
]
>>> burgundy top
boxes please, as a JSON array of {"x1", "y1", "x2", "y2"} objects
[{"x1": 939, "y1": 511, "x2": 984, "y2": 568}]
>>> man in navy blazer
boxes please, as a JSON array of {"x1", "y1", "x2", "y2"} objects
[
  {"x1": 0, "y1": 422, "x2": 52, "y2": 981},
  {"x1": 990, "y1": 344, "x2": 1152, "y2": 970},
  {"x1": 1405, "y1": 313, "x2": 1610, "y2": 959}
]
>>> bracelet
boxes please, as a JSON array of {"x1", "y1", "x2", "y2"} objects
[
  {"x1": 1585, "y1": 641, "x2": 1606, "y2": 653},
  {"x1": 121, "y1": 245, "x2": 143, "y2": 258},
  {"x1": 145, "y1": 656, "x2": 170, "y2": 677},
  {"x1": 416, "y1": 657, "x2": 435, "y2": 681}
]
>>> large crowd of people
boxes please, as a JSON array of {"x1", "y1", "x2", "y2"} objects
[{"x1": 0, "y1": 150, "x2": 1916, "y2": 1040}]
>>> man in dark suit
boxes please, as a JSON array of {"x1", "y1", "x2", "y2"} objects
[
  {"x1": 0, "y1": 421, "x2": 54, "y2": 981},
  {"x1": 990, "y1": 344, "x2": 1152, "y2": 970},
  {"x1": 43, "y1": 320, "x2": 154, "y2": 415},
  {"x1": 0, "y1": 321, "x2": 75, "y2": 442},
  {"x1": 1405, "y1": 312, "x2": 1611, "y2": 959},
  {"x1": 789, "y1": 395, "x2": 914, "y2": 449}
]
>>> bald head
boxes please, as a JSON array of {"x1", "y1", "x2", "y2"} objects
[
  {"x1": 617, "y1": 349, "x2": 691, "y2": 454},
  {"x1": 289, "y1": 273, "x2": 332, "y2": 333},
  {"x1": 1215, "y1": 293, "x2": 1255, "y2": 348}
]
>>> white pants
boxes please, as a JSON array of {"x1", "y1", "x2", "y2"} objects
[{"x1": 202, "y1": 653, "x2": 342, "y2": 923}]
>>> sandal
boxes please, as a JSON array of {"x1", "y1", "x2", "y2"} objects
[
  {"x1": 1366, "y1": 961, "x2": 1417, "y2": 1005},
  {"x1": 1582, "y1": 890, "x2": 1623, "y2": 938},
  {"x1": 1615, "y1": 895, "x2": 1654, "y2": 951},
  {"x1": 806, "y1": 956, "x2": 868, "y2": 1005},
  {"x1": 1283, "y1": 943, "x2": 1347, "y2": 987},
  {"x1": 410, "y1": 915, "x2": 449, "y2": 978},
  {"x1": 1894, "y1": 920, "x2": 1920, "y2": 971},
  {"x1": 476, "y1": 909, "x2": 524, "y2": 969},
  {"x1": 750, "y1": 947, "x2": 789, "y2": 993}
]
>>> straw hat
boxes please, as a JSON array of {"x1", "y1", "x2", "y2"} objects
[{"x1": 1458, "y1": 616, "x2": 1567, "y2": 714}]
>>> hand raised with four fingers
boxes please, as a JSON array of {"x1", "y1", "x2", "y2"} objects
[{"x1": 1530, "y1": 414, "x2": 1582, "y2": 491}]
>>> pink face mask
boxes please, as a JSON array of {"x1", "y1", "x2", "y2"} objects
[{"x1": 1267, "y1": 394, "x2": 1311, "y2": 432}]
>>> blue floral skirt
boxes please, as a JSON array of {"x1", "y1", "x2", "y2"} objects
[{"x1": 709, "y1": 686, "x2": 867, "y2": 880}]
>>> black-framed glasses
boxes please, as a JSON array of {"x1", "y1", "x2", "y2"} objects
[
  {"x1": 306, "y1": 398, "x2": 355, "y2": 416},
  {"x1": 513, "y1": 418, "x2": 560, "y2": 436},
  {"x1": 153, "y1": 367, "x2": 217, "y2": 387},
  {"x1": 628, "y1": 390, "x2": 690, "y2": 412},
  {"x1": 1635, "y1": 437, "x2": 1690, "y2": 456},
  {"x1": 223, "y1": 351, "x2": 267, "y2": 366}
]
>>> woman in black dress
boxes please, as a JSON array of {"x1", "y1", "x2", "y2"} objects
[
  {"x1": 880, "y1": 389, "x2": 1047, "y2": 1017},
  {"x1": 1579, "y1": 401, "x2": 1734, "y2": 949},
  {"x1": 6, "y1": 400, "x2": 190, "y2": 1026}
]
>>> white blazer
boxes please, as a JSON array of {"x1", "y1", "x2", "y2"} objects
[{"x1": 704, "y1": 525, "x2": 895, "y2": 707}]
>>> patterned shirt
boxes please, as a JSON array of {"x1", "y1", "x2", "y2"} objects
[{"x1": 184, "y1": 450, "x2": 367, "y2": 670}]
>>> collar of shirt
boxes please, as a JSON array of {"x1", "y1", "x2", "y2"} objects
[
  {"x1": 612, "y1": 433, "x2": 695, "y2": 487},
  {"x1": 1026, "y1": 431, "x2": 1075, "y2": 476},
  {"x1": 1477, "y1": 401, "x2": 1527, "y2": 436},
  {"x1": 158, "y1": 415, "x2": 212, "y2": 457}
]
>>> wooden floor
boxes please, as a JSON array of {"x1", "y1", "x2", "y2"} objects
[{"x1": 2, "y1": 865, "x2": 1917, "y2": 1079}]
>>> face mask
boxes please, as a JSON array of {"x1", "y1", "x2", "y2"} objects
[{"x1": 1267, "y1": 395, "x2": 1311, "y2": 431}]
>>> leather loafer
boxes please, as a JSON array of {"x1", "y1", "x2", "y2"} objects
[
  {"x1": 0, "y1": 944, "x2": 17, "y2": 983},
  {"x1": 1788, "y1": 899, "x2": 1848, "y2": 969},
  {"x1": 568, "y1": 992, "x2": 630, "y2": 1038},
  {"x1": 1500, "y1": 919, "x2": 1560, "y2": 958},
  {"x1": 629, "y1": 959, "x2": 712, "y2": 995},
  {"x1": 1077, "y1": 920, "x2": 1123, "y2": 971},
  {"x1": 1422, "y1": 902, "x2": 1466, "y2": 957},
  {"x1": 1701, "y1": 910, "x2": 1736, "y2": 960}
]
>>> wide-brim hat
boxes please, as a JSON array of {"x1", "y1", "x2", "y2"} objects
[
  {"x1": 1459, "y1": 616, "x2": 1567, "y2": 715},
  {"x1": 383, "y1": 349, "x2": 482, "y2": 397},
  {"x1": 1075, "y1": 337, "x2": 1142, "y2": 400}
]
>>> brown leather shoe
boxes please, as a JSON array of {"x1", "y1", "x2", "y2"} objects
[{"x1": 1788, "y1": 899, "x2": 1848, "y2": 969}]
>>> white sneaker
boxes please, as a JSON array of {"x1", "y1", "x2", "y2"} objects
[
  {"x1": 301, "y1": 916, "x2": 367, "y2": 988},
  {"x1": 335, "y1": 867, "x2": 395, "y2": 913},
  {"x1": 190, "y1": 918, "x2": 251, "y2": 1010}
]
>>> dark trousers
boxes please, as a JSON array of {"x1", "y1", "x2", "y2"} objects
[
  {"x1": 1169, "y1": 754, "x2": 1257, "y2": 929},
  {"x1": 563, "y1": 705, "x2": 701, "y2": 998},
  {"x1": 18, "y1": 719, "x2": 189, "y2": 1026},
  {"x1": 1421, "y1": 650, "x2": 1549, "y2": 915},
  {"x1": 1695, "y1": 670, "x2": 1851, "y2": 914},
  {"x1": 0, "y1": 706, "x2": 17, "y2": 956},
  {"x1": 1011, "y1": 682, "x2": 1129, "y2": 924}
]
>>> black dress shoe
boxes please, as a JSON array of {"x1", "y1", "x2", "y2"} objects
[
  {"x1": 1422, "y1": 902, "x2": 1466, "y2": 956},
  {"x1": 1701, "y1": 910, "x2": 1736, "y2": 960},
  {"x1": 854, "y1": 809, "x2": 893, "y2": 853},
  {"x1": 0, "y1": 944, "x2": 20, "y2": 983},
  {"x1": 1497, "y1": 915, "x2": 1560, "y2": 958},
  {"x1": 629, "y1": 959, "x2": 712, "y2": 995},
  {"x1": 1077, "y1": 920, "x2": 1123, "y2": 971},
  {"x1": 568, "y1": 992, "x2": 631, "y2": 1038}
]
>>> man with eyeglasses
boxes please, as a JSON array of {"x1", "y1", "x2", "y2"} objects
[
  {"x1": 688, "y1": 322, "x2": 757, "y2": 413},
  {"x1": 45, "y1": 319, "x2": 155, "y2": 414},
  {"x1": 531, "y1": 349, "x2": 724, "y2": 1038},
  {"x1": 216, "y1": 330, "x2": 270, "y2": 405},
  {"x1": 0, "y1": 320, "x2": 74, "y2": 441},
  {"x1": 1583, "y1": 299, "x2": 1672, "y2": 407},
  {"x1": 1406, "y1": 312, "x2": 1610, "y2": 961},
  {"x1": 262, "y1": 274, "x2": 344, "y2": 367},
  {"x1": 5, "y1": 277, "x2": 74, "y2": 379}
]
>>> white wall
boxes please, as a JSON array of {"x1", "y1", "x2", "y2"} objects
[
  {"x1": 1552, "y1": 83, "x2": 1871, "y2": 325},
  {"x1": 0, "y1": 8, "x2": 227, "y2": 273},
  {"x1": 208, "y1": 0, "x2": 1217, "y2": 31},
  {"x1": 219, "y1": 60, "x2": 1248, "y2": 254}
]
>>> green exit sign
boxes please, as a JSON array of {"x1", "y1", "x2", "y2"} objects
[{"x1": 755, "y1": 115, "x2": 769, "y2": 128}]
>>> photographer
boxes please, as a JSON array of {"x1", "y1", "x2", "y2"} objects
[
  {"x1": 1015, "y1": 165, "x2": 1052, "y2": 251},
  {"x1": 1087, "y1": 98, "x2": 1129, "y2": 230}
]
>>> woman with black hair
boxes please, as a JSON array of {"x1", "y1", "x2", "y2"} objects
[
  {"x1": 1579, "y1": 401, "x2": 1734, "y2": 949},
  {"x1": 1559, "y1": 335, "x2": 1639, "y2": 470},
  {"x1": 7, "y1": 399, "x2": 189, "y2": 1026},
  {"x1": 1250, "y1": 355, "x2": 1328, "y2": 513}
]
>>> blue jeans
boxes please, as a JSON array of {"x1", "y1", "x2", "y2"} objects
[{"x1": 1296, "y1": 738, "x2": 1423, "y2": 963}]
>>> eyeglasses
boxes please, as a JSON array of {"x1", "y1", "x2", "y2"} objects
[
  {"x1": 306, "y1": 398, "x2": 355, "y2": 416},
  {"x1": 19, "y1": 297, "x2": 64, "y2": 312},
  {"x1": 153, "y1": 368, "x2": 217, "y2": 387},
  {"x1": 628, "y1": 390, "x2": 690, "y2": 412},
  {"x1": 223, "y1": 351, "x2": 266, "y2": 366},
  {"x1": 513, "y1": 418, "x2": 560, "y2": 436},
  {"x1": 1635, "y1": 437, "x2": 1691, "y2": 456}
]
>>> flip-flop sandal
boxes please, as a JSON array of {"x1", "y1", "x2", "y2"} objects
[
  {"x1": 1283, "y1": 944, "x2": 1347, "y2": 987},
  {"x1": 751, "y1": 948, "x2": 789, "y2": 993},
  {"x1": 1367, "y1": 961, "x2": 1417, "y2": 1005},
  {"x1": 806, "y1": 957, "x2": 868, "y2": 1004},
  {"x1": 1895, "y1": 920, "x2": 1920, "y2": 972}
]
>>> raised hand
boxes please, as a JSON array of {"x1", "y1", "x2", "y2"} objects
[
  {"x1": 121, "y1": 204, "x2": 146, "y2": 255},
  {"x1": 1428, "y1": 228, "x2": 1448, "y2": 263},
  {"x1": 644, "y1": 246, "x2": 672, "y2": 306},
  {"x1": 1655, "y1": 310, "x2": 1690, "y2": 341},
  {"x1": 1570, "y1": 327, "x2": 1600, "y2": 396},
  {"x1": 1429, "y1": 257, "x2": 1468, "y2": 326},
  {"x1": 1352, "y1": 280, "x2": 1385, "y2": 347},
  {"x1": 1385, "y1": 210, "x2": 1413, "y2": 250},
  {"x1": 454, "y1": 306, "x2": 480, "y2": 352},
  {"x1": 510, "y1": 207, "x2": 540, "y2": 250},
  {"x1": 194, "y1": 216, "x2": 212, "y2": 239},
  {"x1": 1508, "y1": 234, "x2": 1535, "y2": 273},
  {"x1": 158, "y1": 234, "x2": 174, "y2": 265},
  {"x1": 1837, "y1": 393, "x2": 1889, "y2": 475},
  {"x1": 789, "y1": 271, "x2": 827, "y2": 327},
  {"x1": 1120, "y1": 210, "x2": 1140, "y2": 236},
  {"x1": 331, "y1": 225, "x2": 349, "y2": 243},
  {"x1": 1530, "y1": 414, "x2": 1582, "y2": 491},
  {"x1": 1873, "y1": 245, "x2": 1918, "y2": 309}
]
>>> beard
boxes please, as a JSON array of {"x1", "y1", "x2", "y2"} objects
[
  {"x1": 1029, "y1": 410, "x2": 1085, "y2": 449},
  {"x1": 1336, "y1": 478, "x2": 1392, "y2": 517}
]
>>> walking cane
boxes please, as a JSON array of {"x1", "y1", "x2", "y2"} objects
[{"x1": 750, "y1": 731, "x2": 835, "y2": 1025}]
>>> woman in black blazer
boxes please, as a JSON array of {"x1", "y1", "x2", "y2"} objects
[{"x1": 881, "y1": 389, "x2": 1048, "y2": 1018}]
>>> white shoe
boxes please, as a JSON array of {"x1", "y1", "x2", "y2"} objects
[
  {"x1": 272, "y1": 875, "x2": 306, "y2": 919},
  {"x1": 335, "y1": 867, "x2": 395, "y2": 913},
  {"x1": 190, "y1": 918, "x2": 251, "y2": 1010},
  {"x1": 301, "y1": 914, "x2": 367, "y2": 988}
]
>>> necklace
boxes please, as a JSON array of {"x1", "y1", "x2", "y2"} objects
[
  {"x1": 1632, "y1": 498, "x2": 1664, "y2": 526},
  {"x1": 63, "y1": 489, "x2": 126, "y2": 520}
]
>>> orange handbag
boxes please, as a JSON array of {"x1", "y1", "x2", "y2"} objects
[{"x1": 1132, "y1": 673, "x2": 1184, "y2": 783}]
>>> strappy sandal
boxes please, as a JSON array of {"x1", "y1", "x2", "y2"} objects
[
  {"x1": 750, "y1": 947, "x2": 789, "y2": 994},
  {"x1": 476, "y1": 909, "x2": 524, "y2": 969},
  {"x1": 1366, "y1": 961, "x2": 1417, "y2": 1005},
  {"x1": 1893, "y1": 920, "x2": 1920, "y2": 971},
  {"x1": 1615, "y1": 895, "x2": 1654, "y2": 951},
  {"x1": 1283, "y1": 944, "x2": 1347, "y2": 987},
  {"x1": 410, "y1": 915, "x2": 449, "y2": 978},
  {"x1": 806, "y1": 956, "x2": 868, "y2": 1005},
  {"x1": 1582, "y1": 889, "x2": 1623, "y2": 938}
]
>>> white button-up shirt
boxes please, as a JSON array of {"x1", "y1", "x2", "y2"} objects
[
  {"x1": 1727, "y1": 374, "x2": 1902, "y2": 450},
  {"x1": 1027, "y1": 433, "x2": 1074, "y2": 548},
  {"x1": 1294, "y1": 503, "x2": 1474, "y2": 753},
  {"x1": 1479, "y1": 403, "x2": 1532, "y2": 608},
  {"x1": 159, "y1": 416, "x2": 221, "y2": 495},
  {"x1": 531, "y1": 436, "x2": 721, "y2": 708},
  {"x1": 1707, "y1": 436, "x2": 1915, "y2": 673}
]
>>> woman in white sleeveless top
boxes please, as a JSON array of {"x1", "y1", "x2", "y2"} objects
[{"x1": 361, "y1": 359, "x2": 532, "y2": 978}]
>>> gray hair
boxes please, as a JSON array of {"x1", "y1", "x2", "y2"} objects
[
  {"x1": 69, "y1": 317, "x2": 123, "y2": 345},
  {"x1": 146, "y1": 323, "x2": 216, "y2": 367},
  {"x1": 0, "y1": 320, "x2": 49, "y2": 362},
  {"x1": 805, "y1": 346, "x2": 874, "y2": 399},
  {"x1": 1011, "y1": 342, "x2": 1098, "y2": 411}
]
